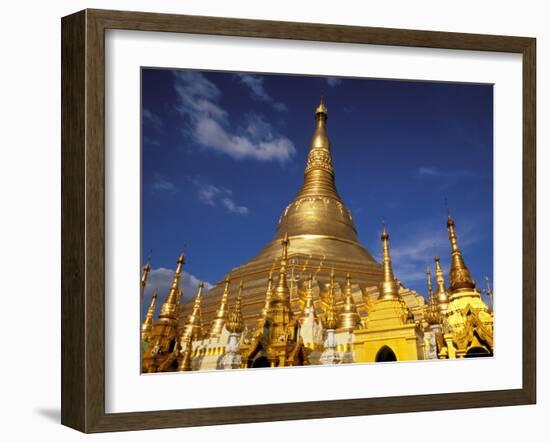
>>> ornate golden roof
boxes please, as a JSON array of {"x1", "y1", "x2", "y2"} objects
[{"x1": 447, "y1": 215, "x2": 476, "y2": 292}]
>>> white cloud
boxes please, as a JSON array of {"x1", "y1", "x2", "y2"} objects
[
  {"x1": 385, "y1": 216, "x2": 485, "y2": 289},
  {"x1": 221, "y1": 197, "x2": 249, "y2": 215},
  {"x1": 142, "y1": 108, "x2": 163, "y2": 131},
  {"x1": 152, "y1": 173, "x2": 175, "y2": 192},
  {"x1": 417, "y1": 166, "x2": 476, "y2": 178},
  {"x1": 326, "y1": 77, "x2": 342, "y2": 87},
  {"x1": 173, "y1": 70, "x2": 295, "y2": 163},
  {"x1": 236, "y1": 73, "x2": 288, "y2": 111},
  {"x1": 194, "y1": 180, "x2": 249, "y2": 216},
  {"x1": 142, "y1": 267, "x2": 213, "y2": 319}
]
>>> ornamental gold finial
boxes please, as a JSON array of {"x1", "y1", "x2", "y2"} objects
[
  {"x1": 258, "y1": 270, "x2": 274, "y2": 324},
  {"x1": 379, "y1": 226, "x2": 399, "y2": 300},
  {"x1": 158, "y1": 254, "x2": 185, "y2": 322},
  {"x1": 281, "y1": 231, "x2": 290, "y2": 262},
  {"x1": 323, "y1": 268, "x2": 339, "y2": 330},
  {"x1": 141, "y1": 291, "x2": 158, "y2": 342},
  {"x1": 315, "y1": 96, "x2": 328, "y2": 120},
  {"x1": 178, "y1": 333, "x2": 193, "y2": 372},
  {"x1": 226, "y1": 281, "x2": 245, "y2": 334},
  {"x1": 483, "y1": 276, "x2": 494, "y2": 312},
  {"x1": 141, "y1": 257, "x2": 151, "y2": 298},
  {"x1": 446, "y1": 215, "x2": 476, "y2": 292},
  {"x1": 339, "y1": 273, "x2": 361, "y2": 332},
  {"x1": 209, "y1": 275, "x2": 231, "y2": 338},
  {"x1": 434, "y1": 256, "x2": 449, "y2": 316},
  {"x1": 183, "y1": 281, "x2": 205, "y2": 340},
  {"x1": 300, "y1": 273, "x2": 317, "y2": 322},
  {"x1": 426, "y1": 266, "x2": 433, "y2": 298}
]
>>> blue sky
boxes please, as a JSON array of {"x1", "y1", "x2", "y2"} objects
[{"x1": 141, "y1": 68, "x2": 493, "y2": 310}]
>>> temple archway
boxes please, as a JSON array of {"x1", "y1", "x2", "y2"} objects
[
  {"x1": 465, "y1": 346, "x2": 492, "y2": 358},
  {"x1": 375, "y1": 346, "x2": 397, "y2": 362},
  {"x1": 251, "y1": 356, "x2": 271, "y2": 368}
]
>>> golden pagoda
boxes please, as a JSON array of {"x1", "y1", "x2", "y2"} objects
[
  {"x1": 141, "y1": 99, "x2": 494, "y2": 373},
  {"x1": 181, "y1": 98, "x2": 386, "y2": 333},
  {"x1": 353, "y1": 227, "x2": 423, "y2": 362},
  {"x1": 142, "y1": 254, "x2": 185, "y2": 373},
  {"x1": 440, "y1": 215, "x2": 494, "y2": 358}
]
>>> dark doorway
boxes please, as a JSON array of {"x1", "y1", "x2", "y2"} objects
[
  {"x1": 375, "y1": 346, "x2": 397, "y2": 362},
  {"x1": 251, "y1": 356, "x2": 270, "y2": 368},
  {"x1": 465, "y1": 347, "x2": 492, "y2": 358}
]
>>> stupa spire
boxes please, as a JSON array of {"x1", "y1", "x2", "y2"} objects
[
  {"x1": 209, "y1": 276, "x2": 231, "y2": 338},
  {"x1": 273, "y1": 99, "x2": 361, "y2": 243},
  {"x1": 141, "y1": 259, "x2": 151, "y2": 299},
  {"x1": 323, "y1": 268, "x2": 339, "y2": 330},
  {"x1": 379, "y1": 226, "x2": 399, "y2": 300},
  {"x1": 226, "y1": 281, "x2": 245, "y2": 334},
  {"x1": 183, "y1": 281, "x2": 204, "y2": 340},
  {"x1": 268, "y1": 233, "x2": 293, "y2": 343},
  {"x1": 300, "y1": 273, "x2": 317, "y2": 322},
  {"x1": 158, "y1": 254, "x2": 184, "y2": 322},
  {"x1": 339, "y1": 273, "x2": 361, "y2": 332},
  {"x1": 447, "y1": 215, "x2": 476, "y2": 292},
  {"x1": 258, "y1": 270, "x2": 274, "y2": 325},
  {"x1": 434, "y1": 256, "x2": 449, "y2": 316},
  {"x1": 426, "y1": 266, "x2": 433, "y2": 298},
  {"x1": 141, "y1": 291, "x2": 158, "y2": 342}
]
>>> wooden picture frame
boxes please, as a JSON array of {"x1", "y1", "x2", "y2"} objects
[{"x1": 61, "y1": 8, "x2": 536, "y2": 433}]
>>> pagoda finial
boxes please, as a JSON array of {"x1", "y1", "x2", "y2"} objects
[
  {"x1": 339, "y1": 273, "x2": 361, "y2": 332},
  {"x1": 379, "y1": 226, "x2": 399, "y2": 300},
  {"x1": 209, "y1": 275, "x2": 231, "y2": 338},
  {"x1": 281, "y1": 231, "x2": 289, "y2": 263},
  {"x1": 434, "y1": 256, "x2": 449, "y2": 316},
  {"x1": 158, "y1": 254, "x2": 185, "y2": 322},
  {"x1": 183, "y1": 281, "x2": 205, "y2": 340},
  {"x1": 446, "y1": 215, "x2": 476, "y2": 292},
  {"x1": 426, "y1": 266, "x2": 433, "y2": 298},
  {"x1": 323, "y1": 268, "x2": 339, "y2": 330},
  {"x1": 178, "y1": 333, "x2": 193, "y2": 372},
  {"x1": 226, "y1": 281, "x2": 245, "y2": 334},
  {"x1": 300, "y1": 273, "x2": 317, "y2": 322},
  {"x1": 141, "y1": 291, "x2": 158, "y2": 342},
  {"x1": 315, "y1": 96, "x2": 328, "y2": 120},
  {"x1": 141, "y1": 254, "x2": 151, "y2": 299},
  {"x1": 258, "y1": 270, "x2": 275, "y2": 327}
]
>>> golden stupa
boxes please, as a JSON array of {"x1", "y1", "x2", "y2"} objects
[
  {"x1": 180, "y1": 98, "x2": 385, "y2": 331},
  {"x1": 141, "y1": 99, "x2": 494, "y2": 373}
]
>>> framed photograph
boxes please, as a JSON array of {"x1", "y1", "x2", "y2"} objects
[{"x1": 61, "y1": 9, "x2": 536, "y2": 433}]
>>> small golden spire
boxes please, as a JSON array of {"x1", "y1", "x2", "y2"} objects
[
  {"x1": 483, "y1": 276, "x2": 494, "y2": 312},
  {"x1": 315, "y1": 96, "x2": 328, "y2": 119},
  {"x1": 275, "y1": 233, "x2": 290, "y2": 298},
  {"x1": 183, "y1": 282, "x2": 204, "y2": 340},
  {"x1": 158, "y1": 254, "x2": 185, "y2": 322},
  {"x1": 300, "y1": 273, "x2": 317, "y2": 322},
  {"x1": 379, "y1": 226, "x2": 399, "y2": 300},
  {"x1": 226, "y1": 281, "x2": 245, "y2": 334},
  {"x1": 141, "y1": 291, "x2": 158, "y2": 342},
  {"x1": 323, "y1": 268, "x2": 339, "y2": 330},
  {"x1": 339, "y1": 273, "x2": 361, "y2": 332},
  {"x1": 209, "y1": 276, "x2": 231, "y2": 338},
  {"x1": 268, "y1": 236, "x2": 294, "y2": 344},
  {"x1": 447, "y1": 215, "x2": 476, "y2": 292},
  {"x1": 281, "y1": 231, "x2": 289, "y2": 263},
  {"x1": 178, "y1": 333, "x2": 193, "y2": 372},
  {"x1": 141, "y1": 261, "x2": 151, "y2": 299},
  {"x1": 426, "y1": 266, "x2": 433, "y2": 298},
  {"x1": 258, "y1": 270, "x2": 274, "y2": 324},
  {"x1": 434, "y1": 256, "x2": 449, "y2": 316}
]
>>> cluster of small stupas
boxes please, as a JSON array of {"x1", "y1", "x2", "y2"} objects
[{"x1": 140, "y1": 100, "x2": 494, "y2": 373}]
